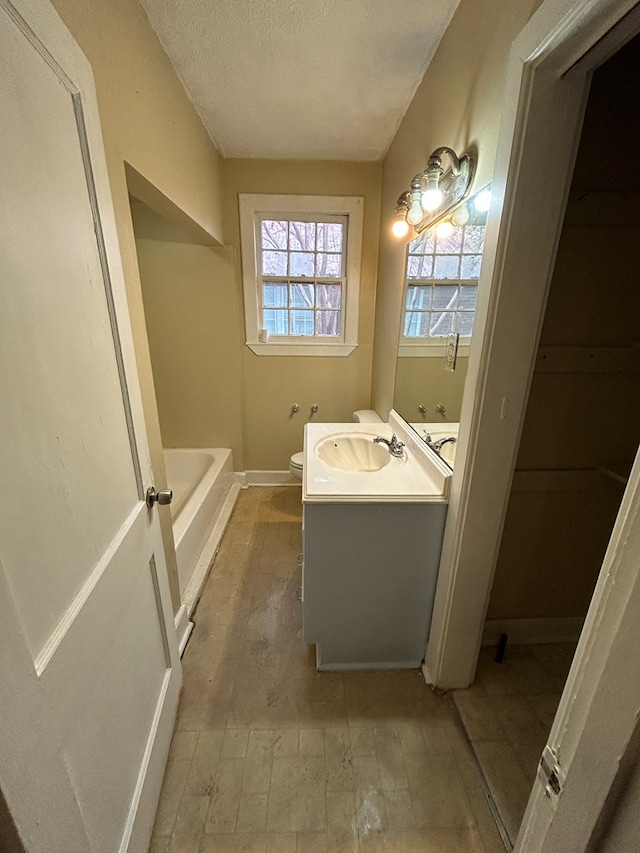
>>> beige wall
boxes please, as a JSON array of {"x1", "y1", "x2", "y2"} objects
[
  {"x1": 135, "y1": 235, "x2": 244, "y2": 466},
  {"x1": 224, "y1": 160, "x2": 382, "y2": 470},
  {"x1": 371, "y1": 0, "x2": 543, "y2": 417},
  {"x1": 394, "y1": 357, "x2": 469, "y2": 425},
  {"x1": 52, "y1": 0, "x2": 226, "y2": 613},
  {"x1": 52, "y1": 0, "x2": 224, "y2": 242}
]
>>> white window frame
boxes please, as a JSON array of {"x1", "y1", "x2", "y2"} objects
[{"x1": 239, "y1": 193, "x2": 363, "y2": 356}]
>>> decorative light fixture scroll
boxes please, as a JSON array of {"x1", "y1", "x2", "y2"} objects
[{"x1": 392, "y1": 147, "x2": 476, "y2": 238}]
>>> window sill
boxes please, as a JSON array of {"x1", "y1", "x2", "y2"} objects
[
  {"x1": 398, "y1": 342, "x2": 471, "y2": 358},
  {"x1": 246, "y1": 342, "x2": 357, "y2": 357}
]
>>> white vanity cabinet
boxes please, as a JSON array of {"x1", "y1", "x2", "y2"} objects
[{"x1": 302, "y1": 500, "x2": 448, "y2": 670}]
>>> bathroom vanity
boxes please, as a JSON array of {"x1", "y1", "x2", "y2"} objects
[{"x1": 302, "y1": 413, "x2": 452, "y2": 670}]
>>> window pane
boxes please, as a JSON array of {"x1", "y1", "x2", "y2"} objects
[
  {"x1": 289, "y1": 221, "x2": 316, "y2": 251},
  {"x1": 316, "y1": 222, "x2": 344, "y2": 252},
  {"x1": 290, "y1": 282, "x2": 314, "y2": 308},
  {"x1": 262, "y1": 251, "x2": 287, "y2": 275},
  {"x1": 409, "y1": 231, "x2": 435, "y2": 254},
  {"x1": 417, "y1": 255, "x2": 434, "y2": 278},
  {"x1": 406, "y1": 285, "x2": 431, "y2": 310},
  {"x1": 456, "y1": 312, "x2": 475, "y2": 336},
  {"x1": 290, "y1": 310, "x2": 314, "y2": 335},
  {"x1": 263, "y1": 283, "x2": 288, "y2": 307},
  {"x1": 433, "y1": 286, "x2": 458, "y2": 310},
  {"x1": 261, "y1": 220, "x2": 288, "y2": 250},
  {"x1": 459, "y1": 285, "x2": 478, "y2": 310},
  {"x1": 316, "y1": 310, "x2": 341, "y2": 337},
  {"x1": 460, "y1": 254, "x2": 482, "y2": 279},
  {"x1": 434, "y1": 255, "x2": 460, "y2": 279},
  {"x1": 316, "y1": 283, "x2": 342, "y2": 309},
  {"x1": 264, "y1": 309, "x2": 288, "y2": 335},
  {"x1": 404, "y1": 312, "x2": 420, "y2": 337},
  {"x1": 404, "y1": 312, "x2": 432, "y2": 337},
  {"x1": 316, "y1": 253, "x2": 342, "y2": 277},
  {"x1": 407, "y1": 256, "x2": 434, "y2": 279},
  {"x1": 463, "y1": 225, "x2": 485, "y2": 253},
  {"x1": 406, "y1": 256, "x2": 421, "y2": 279},
  {"x1": 435, "y1": 228, "x2": 463, "y2": 254},
  {"x1": 289, "y1": 252, "x2": 314, "y2": 276},
  {"x1": 430, "y1": 311, "x2": 455, "y2": 336}
]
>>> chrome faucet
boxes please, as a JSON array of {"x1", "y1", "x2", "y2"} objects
[
  {"x1": 373, "y1": 431, "x2": 405, "y2": 457},
  {"x1": 423, "y1": 432, "x2": 457, "y2": 453}
]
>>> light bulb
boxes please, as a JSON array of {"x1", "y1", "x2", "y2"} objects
[
  {"x1": 474, "y1": 190, "x2": 492, "y2": 212},
  {"x1": 435, "y1": 220, "x2": 455, "y2": 239},
  {"x1": 451, "y1": 204, "x2": 470, "y2": 226},
  {"x1": 421, "y1": 187, "x2": 443, "y2": 211},
  {"x1": 406, "y1": 197, "x2": 424, "y2": 226},
  {"x1": 392, "y1": 218, "x2": 409, "y2": 238}
]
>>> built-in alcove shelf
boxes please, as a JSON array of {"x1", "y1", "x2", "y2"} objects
[{"x1": 536, "y1": 346, "x2": 640, "y2": 373}]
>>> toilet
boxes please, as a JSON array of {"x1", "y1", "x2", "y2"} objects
[
  {"x1": 289, "y1": 410, "x2": 383, "y2": 481},
  {"x1": 289, "y1": 451, "x2": 305, "y2": 481}
]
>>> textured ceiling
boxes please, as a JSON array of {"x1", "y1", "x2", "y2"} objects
[{"x1": 139, "y1": 0, "x2": 461, "y2": 161}]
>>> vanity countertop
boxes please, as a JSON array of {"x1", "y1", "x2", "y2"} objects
[{"x1": 303, "y1": 411, "x2": 452, "y2": 504}]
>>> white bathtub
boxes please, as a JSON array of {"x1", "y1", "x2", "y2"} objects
[{"x1": 163, "y1": 448, "x2": 238, "y2": 630}]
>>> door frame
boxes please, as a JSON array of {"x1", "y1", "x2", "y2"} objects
[
  {"x1": 424, "y1": 0, "x2": 640, "y2": 688},
  {"x1": 422, "y1": 0, "x2": 640, "y2": 845}
]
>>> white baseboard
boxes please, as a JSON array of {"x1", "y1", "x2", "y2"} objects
[
  {"x1": 421, "y1": 660, "x2": 436, "y2": 689},
  {"x1": 482, "y1": 616, "x2": 584, "y2": 647},
  {"x1": 242, "y1": 470, "x2": 301, "y2": 486},
  {"x1": 317, "y1": 659, "x2": 422, "y2": 671},
  {"x1": 174, "y1": 605, "x2": 193, "y2": 658}
]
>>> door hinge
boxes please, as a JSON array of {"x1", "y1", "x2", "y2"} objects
[{"x1": 537, "y1": 744, "x2": 565, "y2": 803}]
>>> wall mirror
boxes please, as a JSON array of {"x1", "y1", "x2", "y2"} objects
[{"x1": 393, "y1": 184, "x2": 491, "y2": 468}]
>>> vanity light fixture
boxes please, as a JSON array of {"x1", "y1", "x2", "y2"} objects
[
  {"x1": 435, "y1": 220, "x2": 455, "y2": 239},
  {"x1": 474, "y1": 188, "x2": 492, "y2": 212},
  {"x1": 451, "y1": 203, "x2": 471, "y2": 226},
  {"x1": 392, "y1": 146, "x2": 476, "y2": 238},
  {"x1": 391, "y1": 194, "x2": 410, "y2": 238}
]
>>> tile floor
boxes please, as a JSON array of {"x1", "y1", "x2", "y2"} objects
[
  {"x1": 453, "y1": 642, "x2": 576, "y2": 846},
  {"x1": 149, "y1": 486, "x2": 506, "y2": 853}
]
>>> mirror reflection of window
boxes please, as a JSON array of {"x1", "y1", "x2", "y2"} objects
[
  {"x1": 402, "y1": 202, "x2": 487, "y2": 347},
  {"x1": 393, "y1": 186, "x2": 492, "y2": 465}
]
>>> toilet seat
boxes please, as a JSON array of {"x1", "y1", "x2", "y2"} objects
[{"x1": 289, "y1": 451, "x2": 304, "y2": 480}]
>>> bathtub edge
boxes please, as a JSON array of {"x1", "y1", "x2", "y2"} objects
[{"x1": 181, "y1": 480, "x2": 242, "y2": 616}]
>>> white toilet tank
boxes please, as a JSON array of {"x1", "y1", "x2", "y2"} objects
[{"x1": 352, "y1": 409, "x2": 383, "y2": 423}]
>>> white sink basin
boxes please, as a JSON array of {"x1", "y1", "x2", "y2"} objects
[
  {"x1": 304, "y1": 417, "x2": 453, "y2": 502},
  {"x1": 410, "y1": 423, "x2": 459, "y2": 469},
  {"x1": 315, "y1": 433, "x2": 391, "y2": 472}
]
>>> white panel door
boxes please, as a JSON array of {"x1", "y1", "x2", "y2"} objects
[{"x1": 0, "y1": 1, "x2": 181, "y2": 851}]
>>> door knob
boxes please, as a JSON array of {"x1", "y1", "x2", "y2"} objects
[{"x1": 145, "y1": 486, "x2": 173, "y2": 509}]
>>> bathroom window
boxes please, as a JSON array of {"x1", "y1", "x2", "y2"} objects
[
  {"x1": 239, "y1": 194, "x2": 363, "y2": 356},
  {"x1": 401, "y1": 223, "x2": 484, "y2": 355},
  {"x1": 260, "y1": 217, "x2": 346, "y2": 338}
]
